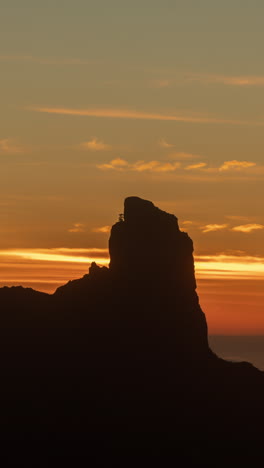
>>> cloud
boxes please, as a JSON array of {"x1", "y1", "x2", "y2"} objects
[
  {"x1": 159, "y1": 138, "x2": 174, "y2": 148},
  {"x1": 2, "y1": 249, "x2": 263, "y2": 283},
  {"x1": 185, "y1": 162, "x2": 207, "y2": 170},
  {"x1": 151, "y1": 79, "x2": 170, "y2": 88},
  {"x1": 0, "y1": 139, "x2": 23, "y2": 154},
  {"x1": 92, "y1": 225, "x2": 111, "y2": 233},
  {"x1": 186, "y1": 73, "x2": 264, "y2": 87},
  {"x1": 29, "y1": 106, "x2": 263, "y2": 126},
  {"x1": 0, "y1": 248, "x2": 109, "y2": 265},
  {"x1": 80, "y1": 138, "x2": 110, "y2": 151},
  {"x1": 194, "y1": 254, "x2": 264, "y2": 280},
  {"x1": 68, "y1": 223, "x2": 85, "y2": 233},
  {"x1": 181, "y1": 220, "x2": 197, "y2": 226},
  {"x1": 232, "y1": 224, "x2": 264, "y2": 233},
  {"x1": 97, "y1": 158, "x2": 181, "y2": 173},
  {"x1": 97, "y1": 158, "x2": 129, "y2": 170},
  {"x1": 219, "y1": 160, "x2": 256, "y2": 171},
  {"x1": 201, "y1": 224, "x2": 228, "y2": 233}
]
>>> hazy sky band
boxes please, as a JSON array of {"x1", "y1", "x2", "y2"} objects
[
  {"x1": 1, "y1": 249, "x2": 263, "y2": 280},
  {"x1": 29, "y1": 107, "x2": 264, "y2": 126}
]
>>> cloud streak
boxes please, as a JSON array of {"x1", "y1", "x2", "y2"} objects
[
  {"x1": 232, "y1": 224, "x2": 264, "y2": 233},
  {"x1": 97, "y1": 158, "x2": 181, "y2": 173},
  {"x1": 201, "y1": 224, "x2": 228, "y2": 233},
  {"x1": 0, "y1": 248, "x2": 109, "y2": 265},
  {"x1": 186, "y1": 73, "x2": 264, "y2": 87},
  {"x1": 185, "y1": 162, "x2": 207, "y2": 170},
  {"x1": 29, "y1": 106, "x2": 264, "y2": 126},
  {"x1": 219, "y1": 160, "x2": 256, "y2": 171},
  {"x1": 195, "y1": 254, "x2": 264, "y2": 280},
  {"x1": 1, "y1": 250, "x2": 264, "y2": 285},
  {"x1": 68, "y1": 223, "x2": 85, "y2": 233},
  {"x1": 80, "y1": 138, "x2": 110, "y2": 151},
  {"x1": 92, "y1": 226, "x2": 111, "y2": 233},
  {"x1": 159, "y1": 138, "x2": 174, "y2": 148},
  {"x1": 96, "y1": 158, "x2": 258, "y2": 176},
  {"x1": 0, "y1": 139, "x2": 24, "y2": 154}
]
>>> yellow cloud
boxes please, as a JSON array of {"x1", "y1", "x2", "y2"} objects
[
  {"x1": 195, "y1": 254, "x2": 264, "y2": 280},
  {"x1": 97, "y1": 158, "x2": 129, "y2": 170},
  {"x1": 2, "y1": 249, "x2": 264, "y2": 284},
  {"x1": 80, "y1": 137, "x2": 110, "y2": 151},
  {"x1": 68, "y1": 223, "x2": 85, "y2": 233},
  {"x1": 0, "y1": 139, "x2": 23, "y2": 154},
  {"x1": 97, "y1": 158, "x2": 181, "y2": 173},
  {"x1": 159, "y1": 138, "x2": 174, "y2": 148},
  {"x1": 219, "y1": 160, "x2": 256, "y2": 171},
  {"x1": 201, "y1": 224, "x2": 228, "y2": 233},
  {"x1": 232, "y1": 224, "x2": 264, "y2": 233},
  {"x1": 185, "y1": 162, "x2": 207, "y2": 170},
  {"x1": 0, "y1": 248, "x2": 109, "y2": 265},
  {"x1": 30, "y1": 106, "x2": 261, "y2": 126},
  {"x1": 151, "y1": 79, "x2": 170, "y2": 88},
  {"x1": 92, "y1": 226, "x2": 111, "y2": 233}
]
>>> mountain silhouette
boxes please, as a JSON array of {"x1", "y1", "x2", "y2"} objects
[{"x1": 0, "y1": 196, "x2": 264, "y2": 444}]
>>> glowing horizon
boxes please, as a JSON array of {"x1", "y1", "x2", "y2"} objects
[{"x1": 1, "y1": 248, "x2": 263, "y2": 286}]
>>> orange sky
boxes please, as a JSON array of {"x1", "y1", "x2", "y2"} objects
[
  {"x1": 1, "y1": 2, "x2": 264, "y2": 334},
  {"x1": 1, "y1": 247, "x2": 263, "y2": 334}
]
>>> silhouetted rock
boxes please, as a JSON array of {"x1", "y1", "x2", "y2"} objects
[{"x1": 0, "y1": 196, "x2": 264, "y2": 444}]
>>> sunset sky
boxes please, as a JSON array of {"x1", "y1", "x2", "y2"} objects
[{"x1": 1, "y1": 1, "x2": 264, "y2": 334}]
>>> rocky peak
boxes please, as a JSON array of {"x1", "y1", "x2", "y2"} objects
[
  {"x1": 123, "y1": 196, "x2": 179, "y2": 229},
  {"x1": 109, "y1": 196, "x2": 196, "y2": 292}
]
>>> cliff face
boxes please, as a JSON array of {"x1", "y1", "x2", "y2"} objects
[
  {"x1": 108, "y1": 196, "x2": 209, "y2": 357},
  {"x1": 109, "y1": 196, "x2": 196, "y2": 290}
]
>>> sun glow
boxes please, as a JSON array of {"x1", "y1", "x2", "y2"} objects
[{"x1": 0, "y1": 249, "x2": 263, "y2": 292}]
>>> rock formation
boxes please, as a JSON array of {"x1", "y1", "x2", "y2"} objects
[{"x1": 0, "y1": 196, "x2": 264, "y2": 444}]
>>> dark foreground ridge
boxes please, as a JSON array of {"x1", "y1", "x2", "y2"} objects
[{"x1": 1, "y1": 196, "x2": 264, "y2": 444}]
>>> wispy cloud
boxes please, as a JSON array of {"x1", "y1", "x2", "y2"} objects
[
  {"x1": 96, "y1": 157, "x2": 260, "y2": 177},
  {"x1": 159, "y1": 138, "x2": 174, "y2": 148},
  {"x1": 186, "y1": 73, "x2": 264, "y2": 87},
  {"x1": 151, "y1": 79, "x2": 170, "y2": 88},
  {"x1": 185, "y1": 162, "x2": 207, "y2": 170},
  {"x1": 92, "y1": 226, "x2": 111, "y2": 233},
  {"x1": 181, "y1": 220, "x2": 195, "y2": 226},
  {"x1": 0, "y1": 139, "x2": 23, "y2": 154},
  {"x1": 1, "y1": 249, "x2": 263, "y2": 284},
  {"x1": 201, "y1": 224, "x2": 228, "y2": 233},
  {"x1": 97, "y1": 158, "x2": 129, "y2": 170},
  {"x1": 97, "y1": 158, "x2": 181, "y2": 173},
  {"x1": 195, "y1": 254, "x2": 264, "y2": 280},
  {"x1": 232, "y1": 224, "x2": 264, "y2": 233},
  {"x1": 219, "y1": 160, "x2": 256, "y2": 171},
  {"x1": 68, "y1": 223, "x2": 85, "y2": 233},
  {"x1": 0, "y1": 248, "x2": 109, "y2": 265},
  {"x1": 29, "y1": 106, "x2": 263, "y2": 126},
  {"x1": 80, "y1": 137, "x2": 110, "y2": 151}
]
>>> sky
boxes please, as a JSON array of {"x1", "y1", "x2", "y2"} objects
[{"x1": 1, "y1": 0, "x2": 264, "y2": 334}]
